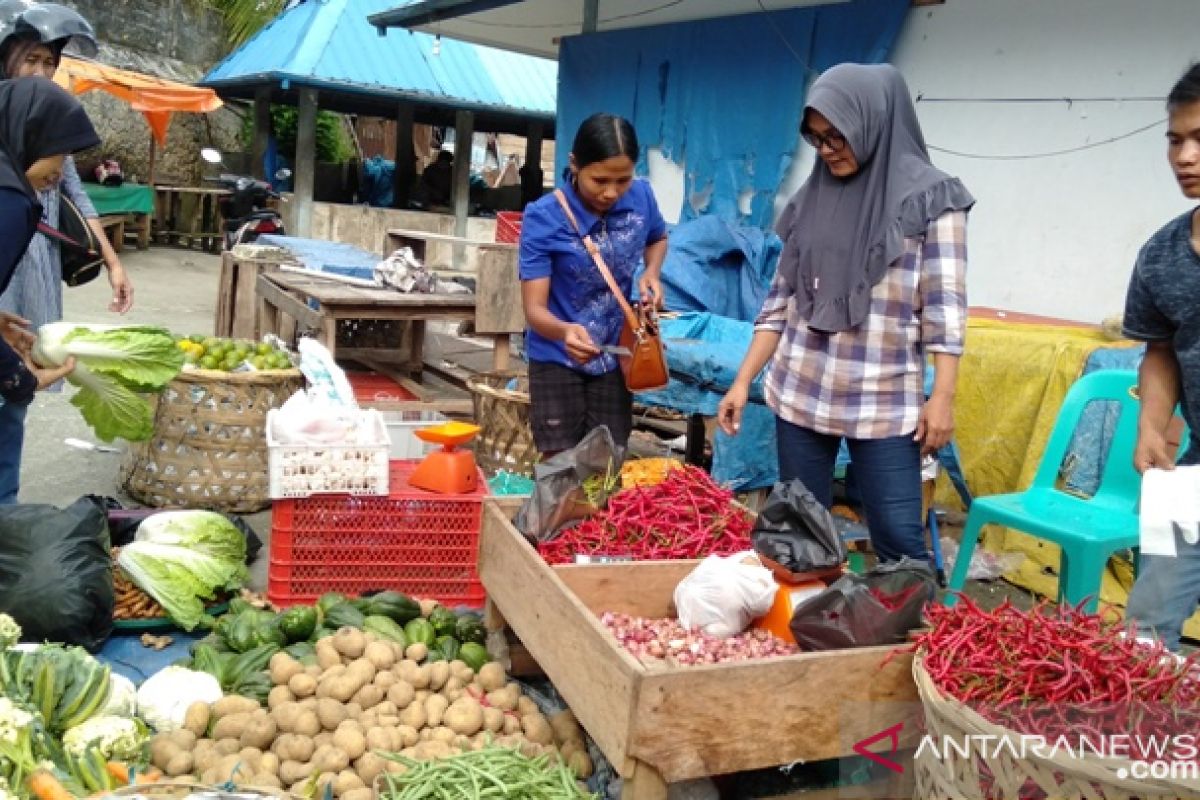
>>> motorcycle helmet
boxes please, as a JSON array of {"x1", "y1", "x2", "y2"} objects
[{"x1": 0, "y1": 1, "x2": 98, "y2": 61}]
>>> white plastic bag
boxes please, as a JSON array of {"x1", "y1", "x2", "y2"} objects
[{"x1": 674, "y1": 551, "x2": 777, "y2": 638}]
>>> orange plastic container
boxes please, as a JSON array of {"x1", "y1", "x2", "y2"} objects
[
  {"x1": 752, "y1": 579, "x2": 829, "y2": 643},
  {"x1": 267, "y1": 460, "x2": 488, "y2": 608}
]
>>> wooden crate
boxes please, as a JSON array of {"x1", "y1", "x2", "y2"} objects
[{"x1": 478, "y1": 501, "x2": 920, "y2": 799}]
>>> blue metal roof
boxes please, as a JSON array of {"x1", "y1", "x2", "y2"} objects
[{"x1": 201, "y1": 0, "x2": 556, "y2": 121}]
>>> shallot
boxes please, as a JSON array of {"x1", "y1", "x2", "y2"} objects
[{"x1": 600, "y1": 612, "x2": 797, "y2": 666}]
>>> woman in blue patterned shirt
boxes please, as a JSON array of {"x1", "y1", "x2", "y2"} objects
[
  {"x1": 519, "y1": 113, "x2": 668, "y2": 454},
  {"x1": 718, "y1": 63, "x2": 974, "y2": 562}
]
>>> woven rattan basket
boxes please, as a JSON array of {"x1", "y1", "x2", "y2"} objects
[
  {"x1": 467, "y1": 370, "x2": 537, "y2": 477},
  {"x1": 912, "y1": 654, "x2": 1200, "y2": 800},
  {"x1": 120, "y1": 367, "x2": 303, "y2": 513}
]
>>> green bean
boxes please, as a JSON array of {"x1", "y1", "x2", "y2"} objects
[{"x1": 378, "y1": 742, "x2": 595, "y2": 799}]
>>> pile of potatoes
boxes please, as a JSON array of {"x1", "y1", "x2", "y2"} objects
[{"x1": 148, "y1": 626, "x2": 593, "y2": 798}]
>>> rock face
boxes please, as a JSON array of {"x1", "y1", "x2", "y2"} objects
[{"x1": 58, "y1": 0, "x2": 244, "y2": 186}]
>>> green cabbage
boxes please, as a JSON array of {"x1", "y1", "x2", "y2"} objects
[
  {"x1": 116, "y1": 513, "x2": 248, "y2": 631},
  {"x1": 33, "y1": 323, "x2": 184, "y2": 442}
]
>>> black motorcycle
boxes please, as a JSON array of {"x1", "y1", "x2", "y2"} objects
[{"x1": 200, "y1": 148, "x2": 290, "y2": 250}]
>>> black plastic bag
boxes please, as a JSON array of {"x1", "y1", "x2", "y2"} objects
[
  {"x1": 0, "y1": 497, "x2": 114, "y2": 651},
  {"x1": 516, "y1": 426, "x2": 622, "y2": 542},
  {"x1": 751, "y1": 479, "x2": 846, "y2": 573},
  {"x1": 788, "y1": 558, "x2": 937, "y2": 651}
]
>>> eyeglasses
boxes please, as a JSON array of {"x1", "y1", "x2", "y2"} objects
[{"x1": 802, "y1": 127, "x2": 848, "y2": 153}]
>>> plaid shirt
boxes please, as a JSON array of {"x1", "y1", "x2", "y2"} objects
[{"x1": 755, "y1": 209, "x2": 967, "y2": 439}]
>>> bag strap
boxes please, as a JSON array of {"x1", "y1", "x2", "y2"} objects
[
  {"x1": 554, "y1": 189, "x2": 641, "y2": 331},
  {"x1": 36, "y1": 221, "x2": 86, "y2": 250}
]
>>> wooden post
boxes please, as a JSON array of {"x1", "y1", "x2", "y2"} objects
[
  {"x1": 295, "y1": 87, "x2": 319, "y2": 238},
  {"x1": 522, "y1": 121, "x2": 544, "y2": 207},
  {"x1": 252, "y1": 86, "x2": 272, "y2": 180},
  {"x1": 393, "y1": 103, "x2": 416, "y2": 209},
  {"x1": 451, "y1": 109, "x2": 474, "y2": 243},
  {"x1": 147, "y1": 132, "x2": 157, "y2": 187}
]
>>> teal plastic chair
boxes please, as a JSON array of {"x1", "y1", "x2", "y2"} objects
[{"x1": 946, "y1": 370, "x2": 1143, "y2": 612}]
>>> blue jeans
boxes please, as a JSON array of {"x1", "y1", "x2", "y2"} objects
[
  {"x1": 776, "y1": 417, "x2": 926, "y2": 562},
  {"x1": 1126, "y1": 543, "x2": 1200, "y2": 651},
  {"x1": 0, "y1": 399, "x2": 26, "y2": 504}
]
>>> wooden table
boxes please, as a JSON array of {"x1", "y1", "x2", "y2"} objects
[
  {"x1": 154, "y1": 185, "x2": 229, "y2": 251},
  {"x1": 257, "y1": 270, "x2": 480, "y2": 378}
]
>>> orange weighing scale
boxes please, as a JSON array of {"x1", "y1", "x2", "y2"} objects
[{"x1": 408, "y1": 421, "x2": 481, "y2": 494}]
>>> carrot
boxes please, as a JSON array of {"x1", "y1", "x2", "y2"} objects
[
  {"x1": 106, "y1": 762, "x2": 130, "y2": 785},
  {"x1": 135, "y1": 767, "x2": 163, "y2": 785},
  {"x1": 27, "y1": 769, "x2": 74, "y2": 800}
]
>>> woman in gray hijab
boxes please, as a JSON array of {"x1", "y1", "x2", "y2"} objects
[{"x1": 718, "y1": 63, "x2": 974, "y2": 562}]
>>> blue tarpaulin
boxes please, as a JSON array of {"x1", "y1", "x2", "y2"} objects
[
  {"x1": 556, "y1": 0, "x2": 909, "y2": 229},
  {"x1": 256, "y1": 234, "x2": 378, "y2": 281},
  {"x1": 362, "y1": 156, "x2": 395, "y2": 208}
]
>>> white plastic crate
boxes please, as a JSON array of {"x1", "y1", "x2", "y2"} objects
[
  {"x1": 267, "y1": 408, "x2": 390, "y2": 498},
  {"x1": 384, "y1": 410, "x2": 446, "y2": 459}
]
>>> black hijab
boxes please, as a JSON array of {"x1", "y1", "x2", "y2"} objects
[{"x1": 0, "y1": 75, "x2": 99, "y2": 200}]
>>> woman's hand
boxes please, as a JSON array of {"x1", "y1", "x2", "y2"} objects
[
  {"x1": 0, "y1": 312, "x2": 34, "y2": 357},
  {"x1": 107, "y1": 261, "x2": 134, "y2": 313},
  {"x1": 563, "y1": 324, "x2": 600, "y2": 364},
  {"x1": 27, "y1": 355, "x2": 75, "y2": 390},
  {"x1": 638, "y1": 273, "x2": 665, "y2": 310},
  {"x1": 717, "y1": 382, "x2": 750, "y2": 436},
  {"x1": 915, "y1": 392, "x2": 954, "y2": 456}
]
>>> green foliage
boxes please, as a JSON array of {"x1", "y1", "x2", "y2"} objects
[
  {"x1": 206, "y1": 0, "x2": 287, "y2": 50},
  {"x1": 240, "y1": 104, "x2": 353, "y2": 164}
]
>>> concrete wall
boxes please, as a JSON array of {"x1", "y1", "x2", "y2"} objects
[{"x1": 646, "y1": 0, "x2": 1199, "y2": 323}]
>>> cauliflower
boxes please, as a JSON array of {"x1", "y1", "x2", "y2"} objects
[
  {"x1": 0, "y1": 698, "x2": 33, "y2": 745},
  {"x1": 136, "y1": 666, "x2": 222, "y2": 732},
  {"x1": 62, "y1": 715, "x2": 148, "y2": 762},
  {"x1": 0, "y1": 614, "x2": 19, "y2": 649},
  {"x1": 99, "y1": 673, "x2": 138, "y2": 718}
]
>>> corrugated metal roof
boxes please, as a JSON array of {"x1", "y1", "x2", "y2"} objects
[{"x1": 201, "y1": 0, "x2": 556, "y2": 120}]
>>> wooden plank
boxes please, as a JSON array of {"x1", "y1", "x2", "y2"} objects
[
  {"x1": 256, "y1": 274, "x2": 323, "y2": 330},
  {"x1": 475, "y1": 245, "x2": 524, "y2": 334},
  {"x1": 215, "y1": 252, "x2": 234, "y2": 337},
  {"x1": 630, "y1": 648, "x2": 918, "y2": 782},
  {"x1": 478, "y1": 501, "x2": 641, "y2": 770},
  {"x1": 556, "y1": 561, "x2": 694, "y2": 619}
]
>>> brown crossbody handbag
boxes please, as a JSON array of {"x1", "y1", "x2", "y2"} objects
[{"x1": 553, "y1": 189, "x2": 669, "y2": 392}]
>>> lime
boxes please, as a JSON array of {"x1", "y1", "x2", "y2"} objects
[
  {"x1": 200, "y1": 355, "x2": 218, "y2": 370},
  {"x1": 255, "y1": 342, "x2": 272, "y2": 356}
]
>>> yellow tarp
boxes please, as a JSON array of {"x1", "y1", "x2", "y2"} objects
[
  {"x1": 54, "y1": 57, "x2": 223, "y2": 146},
  {"x1": 940, "y1": 317, "x2": 1199, "y2": 638}
]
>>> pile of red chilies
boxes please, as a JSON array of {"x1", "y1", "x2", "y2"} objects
[
  {"x1": 539, "y1": 464, "x2": 753, "y2": 564},
  {"x1": 913, "y1": 596, "x2": 1200, "y2": 758}
]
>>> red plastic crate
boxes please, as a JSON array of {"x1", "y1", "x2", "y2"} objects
[
  {"x1": 495, "y1": 211, "x2": 522, "y2": 244},
  {"x1": 345, "y1": 371, "x2": 418, "y2": 406},
  {"x1": 267, "y1": 460, "x2": 488, "y2": 608}
]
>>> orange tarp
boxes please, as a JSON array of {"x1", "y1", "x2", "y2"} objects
[{"x1": 54, "y1": 56, "x2": 223, "y2": 146}]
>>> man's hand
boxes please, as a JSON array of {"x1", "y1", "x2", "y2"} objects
[
  {"x1": 637, "y1": 273, "x2": 664, "y2": 310},
  {"x1": 563, "y1": 324, "x2": 600, "y2": 364},
  {"x1": 1134, "y1": 428, "x2": 1176, "y2": 473}
]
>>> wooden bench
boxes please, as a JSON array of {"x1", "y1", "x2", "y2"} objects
[{"x1": 98, "y1": 215, "x2": 125, "y2": 253}]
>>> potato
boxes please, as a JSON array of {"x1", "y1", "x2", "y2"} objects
[
  {"x1": 212, "y1": 711, "x2": 253, "y2": 741},
  {"x1": 317, "y1": 697, "x2": 348, "y2": 731},
  {"x1": 374, "y1": 700, "x2": 398, "y2": 717},
  {"x1": 419, "y1": 599, "x2": 439, "y2": 617},
  {"x1": 270, "y1": 652, "x2": 306, "y2": 686},
  {"x1": 273, "y1": 733, "x2": 315, "y2": 763},
  {"x1": 387, "y1": 681, "x2": 415, "y2": 709},
  {"x1": 429, "y1": 726, "x2": 457, "y2": 745},
  {"x1": 323, "y1": 673, "x2": 365, "y2": 704},
  {"x1": 259, "y1": 752, "x2": 281, "y2": 777},
  {"x1": 444, "y1": 697, "x2": 484, "y2": 737},
  {"x1": 449, "y1": 660, "x2": 473, "y2": 683},
  {"x1": 477, "y1": 662, "x2": 506, "y2": 693},
  {"x1": 165, "y1": 751, "x2": 194, "y2": 777},
  {"x1": 212, "y1": 695, "x2": 260, "y2": 720},
  {"x1": 412, "y1": 740, "x2": 452, "y2": 760},
  {"x1": 486, "y1": 685, "x2": 520, "y2": 712},
  {"x1": 397, "y1": 725, "x2": 420, "y2": 748},
  {"x1": 316, "y1": 640, "x2": 342, "y2": 670},
  {"x1": 298, "y1": 697, "x2": 319, "y2": 712},
  {"x1": 374, "y1": 670, "x2": 398, "y2": 691},
  {"x1": 345, "y1": 702, "x2": 363, "y2": 719},
  {"x1": 333, "y1": 769, "x2": 366, "y2": 796},
  {"x1": 363, "y1": 640, "x2": 396, "y2": 670},
  {"x1": 353, "y1": 751, "x2": 387, "y2": 785},
  {"x1": 501, "y1": 715, "x2": 521, "y2": 735},
  {"x1": 305, "y1": 664, "x2": 324, "y2": 678},
  {"x1": 194, "y1": 740, "x2": 220, "y2": 774},
  {"x1": 404, "y1": 642, "x2": 428, "y2": 662},
  {"x1": 294, "y1": 710, "x2": 322, "y2": 738},
  {"x1": 240, "y1": 716, "x2": 278, "y2": 750},
  {"x1": 346, "y1": 657, "x2": 377, "y2": 685},
  {"x1": 278, "y1": 760, "x2": 312, "y2": 787},
  {"x1": 150, "y1": 737, "x2": 181, "y2": 769},
  {"x1": 343, "y1": 789, "x2": 374, "y2": 800},
  {"x1": 268, "y1": 685, "x2": 295, "y2": 710},
  {"x1": 378, "y1": 714, "x2": 401, "y2": 728},
  {"x1": 567, "y1": 750, "x2": 594, "y2": 779},
  {"x1": 482, "y1": 707, "x2": 504, "y2": 734},
  {"x1": 215, "y1": 738, "x2": 242, "y2": 755},
  {"x1": 389, "y1": 641, "x2": 406, "y2": 662},
  {"x1": 167, "y1": 728, "x2": 198, "y2": 749},
  {"x1": 271, "y1": 701, "x2": 304, "y2": 733},
  {"x1": 238, "y1": 747, "x2": 264, "y2": 771},
  {"x1": 521, "y1": 713, "x2": 554, "y2": 746},
  {"x1": 517, "y1": 696, "x2": 540, "y2": 718},
  {"x1": 288, "y1": 672, "x2": 318, "y2": 698},
  {"x1": 181, "y1": 701, "x2": 211, "y2": 738},
  {"x1": 332, "y1": 627, "x2": 366, "y2": 659},
  {"x1": 428, "y1": 661, "x2": 451, "y2": 692},
  {"x1": 253, "y1": 773, "x2": 283, "y2": 788},
  {"x1": 352, "y1": 683, "x2": 384, "y2": 710},
  {"x1": 549, "y1": 710, "x2": 583, "y2": 745},
  {"x1": 358, "y1": 710, "x2": 378, "y2": 730},
  {"x1": 313, "y1": 744, "x2": 351, "y2": 773},
  {"x1": 399, "y1": 700, "x2": 427, "y2": 730},
  {"x1": 424, "y1": 694, "x2": 449, "y2": 727},
  {"x1": 214, "y1": 753, "x2": 255, "y2": 783},
  {"x1": 365, "y1": 727, "x2": 391, "y2": 752}
]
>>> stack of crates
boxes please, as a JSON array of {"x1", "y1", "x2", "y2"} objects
[
  {"x1": 495, "y1": 211, "x2": 523, "y2": 244},
  {"x1": 267, "y1": 460, "x2": 488, "y2": 608}
]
